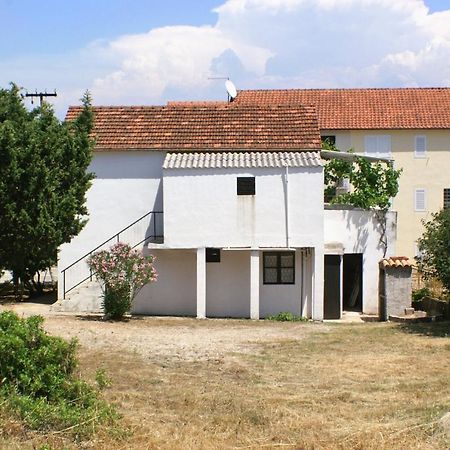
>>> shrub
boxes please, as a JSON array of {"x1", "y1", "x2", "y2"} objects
[
  {"x1": 102, "y1": 284, "x2": 132, "y2": 320},
  {"x1": 266, "y1": 312, "x2": 308, "y2": 322},
  {"x1": 88, "y1": 242, "x2": 157, "y2": 320},
  {"x1": 412, "y1": 287, "x2": 432, "y2": 303},
  {"x1": 0, "y1": 311, "x2": 116, "y2": 434},
  {"x1": 417, "y1": 208, "x2": 450, "y2": 293}
]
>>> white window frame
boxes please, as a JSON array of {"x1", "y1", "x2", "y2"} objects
[
  {"x1": 364, "y1": 135, "x2": 391, "y2": 158},
  {"x1": 414, "y1": 135, "x2": 427, "y2": 158},
  {"x1": 414, "y1": 188, "x2": 427, "y2": 212}
]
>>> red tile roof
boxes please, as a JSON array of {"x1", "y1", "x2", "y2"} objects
[
  {"x1": 235, "y1": 88, "x2": 450, "y2": 130},
  {"x1": 66, "y1": 104, "x2": 321, "y2": 151},
  {"x1": 380, "y1": 256, "x2": 414, "y2": 268}
]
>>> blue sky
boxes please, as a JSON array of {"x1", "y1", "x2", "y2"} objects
[
  {"x1": 0, "y1": 1, "x2": 222, "y2": 58},
  {"x1": 1, "y1": 0, "x2": 449, "y2": 117}
]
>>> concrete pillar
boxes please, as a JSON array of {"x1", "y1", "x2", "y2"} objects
[
  {"x1": 339, "y1": 255, "x2": 343, "y2": 318},
  {"x1": 250, "y1": 250, "x2": 260, "y2": 320},
  {"x1": 312, "y1": 246, "x2": 324, "y2": 321},
  {"x1": 196, "y1": 247, "x2": 206, "y2": 319}
]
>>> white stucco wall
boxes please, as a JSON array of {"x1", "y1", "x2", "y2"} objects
[
  {"x1": 132, "y1": 249, "x2": 197, "y2": 316},
  {"x1": 259, "y1": 249, "x2": 305, "y2": 318},
  {"x1": 131, "y1": 248, "x2": 313, "y2": 319},
  {"x1": 324, "y1": 208, "x2": 397, "y2": 314},
  {"x1": 206, "y1": 250, "x2": 250, "y2": 318},
  {"x1": 163, "y1": 166, "x2": 324, "y2": 249},
  {"x1": 58, "y1": 151, "x2": 165, "y2": 298}
]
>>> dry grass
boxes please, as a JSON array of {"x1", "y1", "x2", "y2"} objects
[{"x1": 1, "y1": 318, "x2": 449, "y2": 449}]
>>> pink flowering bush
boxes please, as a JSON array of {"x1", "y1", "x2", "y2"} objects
[{"x1": 87, "y1": 242, "x2": 157, "y2": 319}]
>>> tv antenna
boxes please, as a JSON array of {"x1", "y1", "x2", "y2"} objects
[
  {"x1": 25, "y1": 89, "x2": 57, "y2": 106},
  {"x1": 207, "y1": 76, "x2": 237, "y2": 102},
  {"x1": 225, "y1": 80, "x2": 237, "y2": 102}
]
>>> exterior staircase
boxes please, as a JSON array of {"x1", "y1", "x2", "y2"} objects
[{"x1": 57, "y1": 210, "x2": 163, "y2": 313}]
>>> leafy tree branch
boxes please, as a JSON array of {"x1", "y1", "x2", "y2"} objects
[{"x1": 0, "y1": 84, "x2": 95, "y2": 297}]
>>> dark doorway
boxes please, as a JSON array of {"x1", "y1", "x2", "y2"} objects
[
  {"x1": 343, "y1": 254, "x2": 363, "y2": 312},
  {"x1": 324, "y1": 255, "x2": 341, "y2": 319}
]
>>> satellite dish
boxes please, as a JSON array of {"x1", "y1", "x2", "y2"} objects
[{"x1": 225, "y1": 79, "x2": 237, "y2": 101}]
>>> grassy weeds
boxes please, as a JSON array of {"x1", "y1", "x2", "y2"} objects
[{"x1": 1, "y1": 320, "x2": 449, "y2": 449}]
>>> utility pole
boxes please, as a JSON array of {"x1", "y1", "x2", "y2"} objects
[{"x1": 25, "y1": 90, "x2": 57, "y2": 106}]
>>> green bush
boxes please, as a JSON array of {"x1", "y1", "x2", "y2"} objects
[
  {"x1": 102, "y1": 285, "x2": 132, "y2": 320},
  {"x1": 0, "y1": 311, "x2": 116, "y2": 434},
  {"x1": 266, "y1": 312, "x2": 308, "y2": 322},
  {"x1": 412, "y1": 287, "x2": 432, "y2": 302}
]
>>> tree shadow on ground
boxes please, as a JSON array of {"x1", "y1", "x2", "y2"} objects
[
  {"x1": 0, "y1": 282, "x2": 57, "y2": 305},
  {"x1": 396, "y1": 320, "x2": 450, "y2": 338},
  {"x1": 75, "y1": 314, "x2": 145, "y2": 323}
]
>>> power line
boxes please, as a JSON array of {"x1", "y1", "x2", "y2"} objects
[{"x1": 25, "y1": 90, "x2": 57, "y2": 106}]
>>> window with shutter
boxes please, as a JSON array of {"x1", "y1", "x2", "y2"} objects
[
  {"x1": 364, "y1": 135, "x2": 391, "y2": 157},
  {"x1": 378, "y1": 135, "x2": 391, "y2": 157},
  {"x1": 364, "y1": 135, "x2": 378, "y2": 156},
  {"x1": 414, "y1": 189, "x2": 426, "y2": 211},
  {"x1": 415, "y1": 135, "x2": 427, "y2": 158}
]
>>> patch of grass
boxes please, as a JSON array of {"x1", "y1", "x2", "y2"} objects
[
  {"x1": 266, "y1": 311, "x2": 308, "y2": 322},
  {"x1": 2, "y1": 318, "x2": 449, "y2": 449}
]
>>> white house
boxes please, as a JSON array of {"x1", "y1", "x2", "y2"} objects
[{"x1": 57, "y1": 102, "x2": 396, "y2": 320}]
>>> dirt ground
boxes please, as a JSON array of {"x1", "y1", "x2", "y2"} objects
[
  {"x1": 1, "y1": 300, "x2": 449, "y2": 450},
  {"x1": 0, "y1": 301, "x2": 330, "y2": 362}
]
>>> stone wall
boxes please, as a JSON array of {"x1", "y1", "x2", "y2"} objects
[{"x1": 380, "y1": 266, "x2": 412, "y2": 319}]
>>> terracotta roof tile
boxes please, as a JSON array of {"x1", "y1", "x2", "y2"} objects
[
  {"x1": 236, "y1": 88, "x2": 450, "y2": 130},
  {"x1": 380, "y1": 256, "x2": 414, "y2": 268},
  {"x1": 66, "y1": 104, "x2": 321, "y2": 151}
]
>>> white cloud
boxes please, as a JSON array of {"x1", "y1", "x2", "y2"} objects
[
  {"x1": 2, "y1": 0, "x2": 449, "y2": 115},
  {"x1": 89, "y1": 0, "x2": 450, "y2": 106},
  {"x1": 91, "y1": 25, "x2": 272, "y2": 105}
]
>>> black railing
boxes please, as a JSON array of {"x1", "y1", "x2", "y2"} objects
[{"x1": 61, "y1": 211, "x2": 163, "y2": 299}]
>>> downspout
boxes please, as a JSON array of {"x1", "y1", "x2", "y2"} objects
[
  {"x1": 284, "y1": 164, "x2": 290, "y2": 248},
  {"x1": 300, "y1": 249, "x2": 304, "y2": 316},
  {"x1": 310, "y1": 249, "x2": 315, "y2": 320}
]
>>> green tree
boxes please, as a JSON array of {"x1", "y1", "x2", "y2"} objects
[
  {"x1": 323, "y1": 141, "x2": 402, "y2": 256},
  {"x1": 323, "y1": 142, "x2": 401, "y2": 210},
  {"x1": 417, "y1": 208, "x2": 450, "y2": 293},
  {"x1": 0, "y1": 84, "x2": 94, "y2": 296}
]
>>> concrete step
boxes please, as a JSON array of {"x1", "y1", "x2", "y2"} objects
[
  {"x1": 52, "y1": 281, "x2": 103, "y2": 313},
  {"x1": 389, "y1": 311, "x2": 443, "y2": 323}
]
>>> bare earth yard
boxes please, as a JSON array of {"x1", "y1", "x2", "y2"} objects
[{"x1": 1, "y1": 302, "x2": 449, "y2": 449}]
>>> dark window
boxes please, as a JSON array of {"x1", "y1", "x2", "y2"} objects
[
  {"x1": 263, "y1": 252, "x2": 295, "y2": 285},
  {"x1": 206, "y1": 248, "x2": 221, "y2": 263},
  {"x1": 237, "y1": 177, "x2": 255, "y2": 195},
  {"x1": 444, "y1": 189, "x2": 450, "y2": 209},
  {"x1": 321, "y1": 135, "x2": 336, "y2": 146}
]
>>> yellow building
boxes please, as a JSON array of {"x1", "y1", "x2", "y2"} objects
[{"x1": 237, "y1": 88, "x2": 450, "y2": 257}]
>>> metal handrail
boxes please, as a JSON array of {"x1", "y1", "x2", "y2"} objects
[{"x1": 61, "y1": 211, "x2": 163, "y2": 298}]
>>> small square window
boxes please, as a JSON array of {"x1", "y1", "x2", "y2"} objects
[
  {"x1": 321, "y1": 135, "x2": 336, "y2": 146},
  {"x1": 237, "y1": 177, "x2": 255, "y2": 195},
  {"x1": 444, "y1": 188, "x2": 450, "y2": 209},
  {"x1": 206, "y1": 248, "x2": 221, "y2": 263},
  {"x1": 263, "y1": 252, "x2": 295, "y2": 285}
]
